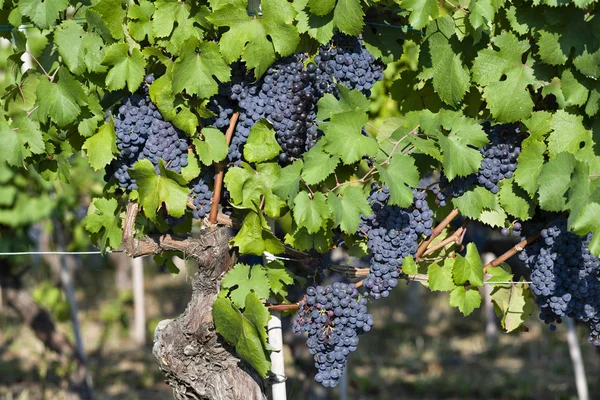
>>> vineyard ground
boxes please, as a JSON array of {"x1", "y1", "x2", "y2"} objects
[{"x1": 0, "y1": 260, "x2": 598, "y2": 400}]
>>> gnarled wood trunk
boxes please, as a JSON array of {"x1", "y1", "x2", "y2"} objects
[{"x1": 122, "y1": 203, "x2": 267, "y2": 400}]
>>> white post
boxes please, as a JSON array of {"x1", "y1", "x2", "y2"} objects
[
  {"x1": 482, "y1": 252, "x2": 498, "y2": 341},
  {"x1": 565, "y1": 317, "x2": 589, "y2": 400},
  {"x1": 131, "y1": 256, "x2": 146, "y2": 346},
  {"x1": 264, "y1": 219, "x2": 286, "y2": 400}
]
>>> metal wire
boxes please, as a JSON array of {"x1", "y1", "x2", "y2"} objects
[{"x1": 0, "y1": 250, "x2": 122, "y2": 256}]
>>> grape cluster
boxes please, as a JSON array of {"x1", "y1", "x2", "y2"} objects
[
  {"x1": 293, "y1": 283, "x2": 374, "y2": 387},
  {"x1": 434, "y1": 123, "x2": 522, "y2": 206},
  {"x1": 106, "y1": 75, "x2": 190, "y2": 191},
  {"x1": 359, "y1": 186, "x2": 434, "y2": 299},
  {"x1": 203, "y1": 35, "x2": 384, "y2": 164},
  {"x1": 189, "y1": 173, "x2": 213, "y2": 219},
  {"x1": 518, "y1": 218, "x2": 600, "y2": 346},
  {"x1": 501, "y1": 221, "x2": 522, "y2": 237}
]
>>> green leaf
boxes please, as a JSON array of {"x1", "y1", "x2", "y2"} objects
[
  {"x1": 402, "y1": 255, "x2": 419, "y2": 275},
  {"x1": 570, "y1": 202, "x2": 600, "y2": 256},
  {"x1": 537, "y1": 30, "x2": 568, "y2": 65},
  {"x1": 308, "y1": 0, "x2": 335, "y2": 16},
  {"x1": 19, "y1": 0, "x2": 68, "y2": 29},
  {"x1": 453, "y1": 243, "x2": 484, "y2": 287},
  {"x1": 195, "y1": 128, "x2": 228, "y2": 165},
  {"x1": 208, "y1": 0, "x2": 299, "y2": 77},
  {"x1": 401, "y1": 0, "x2": 439, "y2": 30},
  {"x1": 129, "y1": 159, "x2": 189, "y2": 221},
  {"x1": 172, "y1": 40, "x2": 231, "y2": 99},
  {"x1": 213, "y1": 297, "x2": 271, "y2": 378},
  {"x1": 468, "y1": 0, "x2": 494, "y2": 29},
  {"x1": 327, "y1": 186, "x2": 372, "y2": 233},
  {"x1": 567, "y1": 160, "x2": 591, "y2": 227},
  {"x1": 538, "y1": 152, "x2": 575, "y2": 212},
  {"x1": 181, "y1": 151, "x2": 201, "y2": 183},
  {"x1": 472, "y1": 32, "x2": 536, "y2": 122},
  {"x1": 301, "y1": 143, "x2": 339, "y2": 185},
  {"x1": 231, "y1": 211, "x2": 285, "y2": 255},
  {"x1": 222, "y1": 264, "x2": 271, "y2": 308},
  {"x1": 272, "y1": 160, "x2": 303, "y2": 203},
  {"x1": 85, "y1": 198, "x2": 122, "y2": 250},
  {"x1": 128, "y1": 0, "x2": 155, "y2": 43},
  {"x1": 376, "y1": 154, "x2": 420, "y2": 207},
  {"x1": 498, "y1": 178, "x2": 534, "y2": 221},
  {"x1": 427, "y1": 17, "x2": 470, "y2": 107},
  {"x1": 479, "y1": 208, "x2": 507, "y2": 228},
  {"x1": 102, "y1": 43, "x2": 146, "y2": 93},
  {"x1": 332, "y1": 0, "x2": 364, "y2": 36},
  {"x1": 88, "y1": 0, "x2": 125, "y2": 40},
  {"x1": 428, "y1": 259, "x2": 458, "y2": 292},
  {"x1": 293, "y1": 192, "x2": 331, "y2": 234},
  {"x1": 294, "y1": 0, "x2": 334, "y2": 43},
  {"x1": 82, "y1": 122, "x2": 117, "y2": 171},
  {"x1": 54, "y1": 20, "x2": 106, "y2": 75},
  {"x1": 559, "y1": 69, "x2": 589, "y2": 107},
  {"x1": 514, "y1": 139, "x2": 545, "y2": 196},
  {"x1": 491, "y1": 279, "x2": 534, "y2": 332},
  {"x1": 449, "y1": 286, "x2": 482, "y2": 316},
  {"x1": 438, "y1": 114, "x2": 488, "y2": 179},
  {"x1": 523, "y1": 111, "x2": 552, "y2": 141},
  {"x1": 321, "y1": 110, "x2": 378, "y2": 164},
  {"x1": 148, "y1": 73, "x2": 199, "y2": 135},
  {"x1": 485, "y1": 264, "x2": 513, "y2": 286},
  {"x1": 243, "y1": 292, "x2": 271, "y2": 345},
  {"x1": 243, "y1": 119, "x2": 282, "y2": 163},
  {"x1": 0, "y1": 118, "x2": 45, "y2": 166},
  {"x1": 547, "y1": 111, "x2": 592, "y2": 157},
  {"x1": 452, "y1": 186, "x2": 496, "y2": 219},
  {"x1": 285, "y1": 224, "x2": 333, "y2": 253},
  {"x1": 264, "y1": 260, "x2": 294, "y2": 297},
  {"x1": 316, "y1": 87, "x2": 370, "y2": 120},
  {"x1": 36, "y1": 69, "x2": 87, "y2": 126}
]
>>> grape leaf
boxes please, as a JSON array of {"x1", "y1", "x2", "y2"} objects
[
  {"x1": 316, "y1": 87, "x2": 370, "y2": 120},
  {"x1": 208, "y1": 0, "x2": 299, "y2": 77},
  {"x1": 0, "y1": 118, "x2": 44, "y2": 166},
  {"x1": 301, "y1": 143, "x2": 339, "y2": 185},
  {"x1": 472, "y1": 32, "x2": 536, "y2": 122},
  {"x1": 491, "y1": 279, "x2": 534, "y2": 332},
  {"x1": 327, "y1": 186, "x2": 372, "y2": 233},
  {"x1": 449, "y1": 286, "x2": 482, "y2": 316},
  {"x1": 538, "y1": 152, "x2": 575, "y2": 211},
  {"x1": 376, "y1": 154, "x2": 419, "y2": 207},
  {"x1": 285, "y1": 224, "x2": 333, "y2": 253},
  {"x1": 243, "y1": 119, "x2": 282, "y2": 163},
  {"x1": 401, "y1": 0, "x2": 439, "y2": 30},
  {"x1": 293, "y1": 0, "x2": 334, "y2": 43},
  {"x1": 19, "y1": 0, "x2": 68, "y2": 29},
  {"x1": 570, "y1": 202, "x2": 600, "y2": 256},
  {"x1": 479, "y1": 208, "x2": 507, "y2": 228},
  {"x1": 453, "y1": 243, "x2": 484, "y2": 287},
  {"x1": 148, "y1": 73, "x2": 199, "y2": 135},
  {"x1": 320, "y1": 110, "x2": 378, "y2": 164},
  {"x1": 498, "y1": 178, "x2": 534, "y2": 221},
  {"x1": 272, "y1": 160, "x2": 303, "y2": 204},
  {"x1": 452, "y1": 186, "x2": 497, "y2": 219},
  {"x1": 54, "y1": 20, "x2": 106, "y2": 75},
  {"x1": 172, "y1": 40, "x2": 231, "y2": 99},
  {"x1": 332, "y1": 0, "x2": 364, "y2": 36},
  {"x1": 243, "y1": 292, "x2": 271, "y2": 345},
  {"x1": 567, "y1": 160, "x2": 591, "y2": 227},
  {"x1": 468, "y1": 0, "x2": 494, "y2": 29},
  {"x1": 181, "y1": 150, "x2": 201, "y2": 183},
  {"x1": 293, "y1": 192, "x2": 331, "y2": 234},
  {"x1": 547, "y1": 111, "x2": 592, "y2": 157},
  {"x1": 36, "y1": 70, "x2": 87, "y2": 127},
  {"x1": 195, "y1": 128, "x2": 228, "y2": 165},
  {"x1": 428, "y1": 259, "x2": 457, "y2": 292},
  {"x1": 101, "y1": 43, "x2": 146, "y2": 93},
  {"x1": 129, "y1": 159, "x2": 189, "y2": 221},
  {"x1": 88, "y1": 0, "x2": 125, "y2": 40},
  {"x1": 85, "y1": 198, "x2": 122, "y2": 250},
  {"x1": 222, "y1": 264, "x2": 271, "y2": 308},
  {"x1": 82, "y1": 122, "x2": 117, "y2": 171},
  {"x1": 128, "y1": 0, "x2": 155, "y2": 43},
  {"x1": 308, "y1": 0, "x2": 335, "y2": 16},
  {"x1": 427, "y1": 17, "x2": 469, "y2": 107},
  {"x1": 559, "y1": 69, "x2": 589, "y2": 107},
  {"x1": 264, "y1": 260, "x2": 294, "y2": 297},
  {"x1": 523, "y1": 111, "x2": 552, "y2": 141},
  {"x1": 213, "y1": 297, "x2": 271, "y2": 378},
  {"x1": 231, "y1": 211, "x2": 285, "y2": 255},
  {"x1": 514, "y1": 139, "x2": 546, "y2": 196}
]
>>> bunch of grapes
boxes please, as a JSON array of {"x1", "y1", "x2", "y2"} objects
[
  {"x1": 105, "y1": 75, "x2": 190, "y2": 191},
  {"x1": 202, "y1": 35, "x2": 384, "y2": 164},
  {"x1": 433, "y1": 123, "x2": 522, "y2": 206},
  {"x1": 292, "y1": 283, "x2": 374, "y2": 387},
  {"x1": 518, "y1": 218, "x2": 600, "y2": 346},
  {"x1": 358, "y1": 186, "x2": 434, "y2": 299},
  {"x1": 189, "y1": 173, "x2": 213, "y2": 219}
]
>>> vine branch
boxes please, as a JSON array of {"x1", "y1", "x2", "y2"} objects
[
  {"x1": 422, "y1": 225, "x2": 465, "y2": 257},
  {"x1": 416, "y1": 208, "x2": 460, "y2": 261},
  {"x1": 209, "y1": 112, "x2": 239, "y2": 224},
  {"x1": 483, "y1": 232, "x2": 542, "y2": 273}
]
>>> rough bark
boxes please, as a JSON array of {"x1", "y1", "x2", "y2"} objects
[
  {"x1": 123, "y1": 203, "x2": 268, "y2": 400},
  {"x1": 0, "y1": 269, "x2": 93, "y2": 399}
]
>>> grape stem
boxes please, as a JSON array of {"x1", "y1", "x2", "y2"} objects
[
  {"x1": 208, "y1": 112, "x2": 239, "y2": 224},
  {"x1": 416, "y1": 208, "x2": 461, "y2": 261},
  {"x1": 483, "y1": 232, "x2": 542, "y2": 273},
  {"x1": 422, "y1": 225, "x2": 466, "y2": 257}
]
